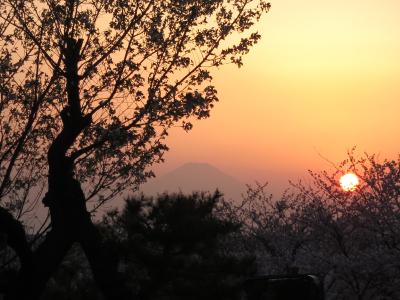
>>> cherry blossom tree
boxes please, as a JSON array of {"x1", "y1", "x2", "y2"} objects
[
  {"x1": 234, "y1": 152, "x2": 400, "y2": 299},
  {"x1": 0, "y1": 1, "x2": 271, "y2": 299}
]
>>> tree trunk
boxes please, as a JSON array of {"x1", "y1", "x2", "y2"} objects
[
  {"x1": 6, "y1": 177, "x2": 132, "y2": 300},
  {"x1": 6, "y1": 228, "x2": 74, "y2": 300},
  {"x1": 79, "y1": 216, "x2": 131, "y2": 299},
  {"x1": 5, "y1": 37, "x2": 132, "y2": 300}
]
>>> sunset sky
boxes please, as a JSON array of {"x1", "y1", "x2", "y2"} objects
[{"x1": 151, "y1": 0, "x2": 400, "y2": 192}]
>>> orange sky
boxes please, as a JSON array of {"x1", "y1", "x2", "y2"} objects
[{"x1": 152, "y1": 0, "x2": 400, "y2": 192}]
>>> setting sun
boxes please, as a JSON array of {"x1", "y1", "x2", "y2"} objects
[{"x1": 340, "y1": 173, "x2": 359, "y2": 192}]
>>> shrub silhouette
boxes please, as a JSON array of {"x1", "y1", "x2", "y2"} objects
[{"x1": 101, "y1": 192, "x2": 256, "y2": 300}]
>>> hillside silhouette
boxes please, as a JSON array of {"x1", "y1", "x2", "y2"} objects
[{"x1": 140, "y1": 163, "x2": 245, "y2": 201}]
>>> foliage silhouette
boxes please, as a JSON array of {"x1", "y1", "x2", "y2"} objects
[
  {"x1": 0, "y1": 0, "x2": 270, "y2": 298},
  {"x1": 100, "y1": 192, "x2": 256, "y2": 300},
  {"x1": 233, "y1": 151, "x2": 400, "y2": 299}
]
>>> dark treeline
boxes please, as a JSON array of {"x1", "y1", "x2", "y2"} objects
[
  {"x1": 1, "y1": 153, "x2": 394, "y2": 300},
  {"x1": 2, "y1": 153, "x2": 400, "y2": 299},
  {"x1": 40, "y1": 192, "x2": 256, "y2": 300},
  {"x1": 231, "y1": 153, "x2": 400, "y2": 300}
]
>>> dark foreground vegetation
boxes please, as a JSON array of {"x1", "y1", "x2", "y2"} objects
[
  {"x1": 234, "y1": 153, "x2": 400, "y2": 300},
  {"x1": 3, "y1": 153, "x2": 398, "y2": 300},
  {"x1": 0, "y1": 0, "x2": 270, "y2": 299},
  {"x1": 39, "y1": 192, "x2": 255, "y2": 300}
]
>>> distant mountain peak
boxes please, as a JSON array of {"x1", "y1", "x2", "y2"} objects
[{"x1": 140, "y1": 162, "x2": 245, "y2": 201}]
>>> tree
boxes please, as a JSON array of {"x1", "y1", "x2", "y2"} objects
[
  {"x1": 233, "y1": 152, "x2": 400, "y2": 299},
  {"x1": 226, "y1": 182, "x2": 310, "y2": 275},
  {"x1": 0, "y1": 1, "x2": 271, "y2": 299},
  {"x1": 100, "y1": 192, "x2": 256, "y2": 300}
]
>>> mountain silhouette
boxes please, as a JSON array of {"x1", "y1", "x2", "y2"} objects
[{"x1": 140, "y1": 163, "x2": 245, "y2": 201}]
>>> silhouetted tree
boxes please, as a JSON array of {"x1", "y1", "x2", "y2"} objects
[
  {"x1": 0, "y1": 0, "x2": 270, "y2": 299},
  {"x1": 101, "y1": 192, "x2": 256, "y2": 300},
  {"x1": 40, "y1": 245, "x2": 100, "y2": 300},
  {"x1": 233, "y1": 151, "x2": 400, "y2": 300}
]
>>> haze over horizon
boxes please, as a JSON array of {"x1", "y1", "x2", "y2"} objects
[
  {"x1": 141, "y1": 162, "x2": 247, "y2": 201},
  {"x1": 148, "y1": 0, "x2": 400, "y2": 191}
]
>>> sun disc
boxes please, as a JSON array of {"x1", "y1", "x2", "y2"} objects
[{"x1": 339, "y1": 173, "x2": 359, "y2": 192}]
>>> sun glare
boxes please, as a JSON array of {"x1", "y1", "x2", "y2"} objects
[{"x1": 339, "y1": 173, "x2": 359, "y2": 192}]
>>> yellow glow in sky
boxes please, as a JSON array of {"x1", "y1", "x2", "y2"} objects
[{"x1": 153, "y1": 0, "x2": 400, "y2": 192}]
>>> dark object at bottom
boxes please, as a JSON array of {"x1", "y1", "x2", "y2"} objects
[{"x1": 244, "y1": 274, "x2": 324, "y2": 300}]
